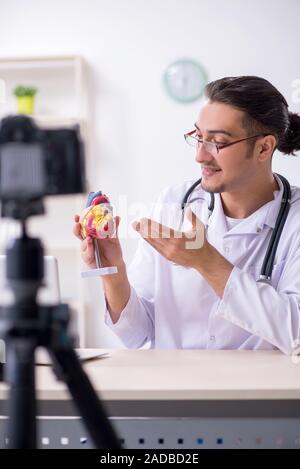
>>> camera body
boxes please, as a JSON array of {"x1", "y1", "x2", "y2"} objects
[{"x1": 0, "y1": 115, "x2": 86, "y2": 218}]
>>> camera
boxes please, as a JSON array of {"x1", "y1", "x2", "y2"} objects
[
  {"x1": 0, "y1": 115, "x2": 86, "y2": 218},
  {"x1": 0, "y1": 116, "x2": 119, "y2": 449}
]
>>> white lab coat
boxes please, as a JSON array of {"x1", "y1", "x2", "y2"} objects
[{"x1": 104, "y1": 174, "x2": 300, "y2": 354}]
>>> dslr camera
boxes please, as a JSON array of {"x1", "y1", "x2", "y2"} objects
[{"x1": 0, "y1": 114, "x2": 86, "y2": 219}]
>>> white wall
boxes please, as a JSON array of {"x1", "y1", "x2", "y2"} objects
[{"x1": 1, "y1": 0, "x2": 299, "y2": 346}]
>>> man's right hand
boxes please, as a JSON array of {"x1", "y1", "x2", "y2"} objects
[
  {"x1": 73, "y1": 214, "x2": 124, "y2": 269},
  {"x1": 73, "y1": 213, "x2": 131, "y2": 323}
]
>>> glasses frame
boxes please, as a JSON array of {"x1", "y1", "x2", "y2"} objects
[{"x1": 184, "y1": 130, "x2": 268, "y2": 156}]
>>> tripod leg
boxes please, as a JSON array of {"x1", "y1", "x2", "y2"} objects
[
  {"x1": 5, "y1": 338, "x2": 37, "y2": 449},
  {"x1": 49, "y1": 346, "x2": 120, "y2": 449}
]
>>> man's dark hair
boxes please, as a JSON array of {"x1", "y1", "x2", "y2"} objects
[{"x1": 205, "y1": 76, "x2": 300, "y2": 155}]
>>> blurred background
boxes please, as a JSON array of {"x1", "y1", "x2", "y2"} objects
[{"x1": 0, "y1": 0, "x2": 299, "y2": 347}]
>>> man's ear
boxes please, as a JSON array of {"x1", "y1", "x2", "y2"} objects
[{"x1": 257, "y1": 135, "x2": 277, "y2": 162}]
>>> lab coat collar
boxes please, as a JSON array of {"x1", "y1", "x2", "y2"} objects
[{"x1": 205, "y1": 173, "x2": 283, "y2": 236}]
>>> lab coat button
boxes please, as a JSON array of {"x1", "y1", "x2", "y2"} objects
[
  {"x1": 210, "y1": 335, "x2": 215, "y2": 341},
  {"x1": 224, "y1": 246, "x2": 230, "y2": 253}
]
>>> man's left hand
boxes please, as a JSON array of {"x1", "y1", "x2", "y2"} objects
[
  {"x1": 132, "y1": 207, "x2": 233, "y2": 297},
  {"x1": 132, "y1": 208, "x2": 210, "y2": 270}
]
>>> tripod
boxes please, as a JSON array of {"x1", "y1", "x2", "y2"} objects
[{"x1": 0, "y1": 219, "x2": 120, "y2": 449}]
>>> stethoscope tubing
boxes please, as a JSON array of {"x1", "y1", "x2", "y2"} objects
[{"x1": 181, "y1": 173, "x2": 291, "y2": 283}]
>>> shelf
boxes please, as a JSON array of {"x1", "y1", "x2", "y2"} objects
[
  {"x1": 0, "y1": 56, "x2": 85, "y2": 70},
  {"x1": 33, "y1": 114, "x2": 85, "y2": 128},
  {"x1": 0, "y1": 54, "x2": 88, "y2": 126},
  {"x1": 0, "y1": 54, "x2": 90, "y2": 346},
  {"x1": 0, "y1": 113, "x2": 86, "y2": 129}
]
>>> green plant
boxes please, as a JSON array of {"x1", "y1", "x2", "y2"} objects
[{"x1": 13, "y1": 85, "x2": 37, "y2": 97}]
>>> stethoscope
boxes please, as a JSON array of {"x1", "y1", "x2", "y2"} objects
[{"x1": 180, "y1": 173, "x2": 292, "y2": 284}]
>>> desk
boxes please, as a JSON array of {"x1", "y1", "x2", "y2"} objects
[{"x1": 1, "y1": 349, "x2": 300, "y2": 449}]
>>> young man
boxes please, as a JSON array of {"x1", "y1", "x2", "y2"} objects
[{"x1": 74, "y1": 76, "x2": 300, "y2": 354}]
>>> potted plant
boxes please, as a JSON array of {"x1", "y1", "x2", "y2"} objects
[{"x1": 13, "y1": 85, "x2": 37, "y2": 115}]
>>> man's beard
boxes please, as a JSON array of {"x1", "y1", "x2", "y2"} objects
[
  {"x1": 201, "y1": 146, "x2": 254, "y2": 194},
  {"x1": 201, "y1": 179, "x2": 226, "y2": 194}
]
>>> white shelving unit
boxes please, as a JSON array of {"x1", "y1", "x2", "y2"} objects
[{"x1": 0, "y1": 56, "x2": 91, "y2": 346}]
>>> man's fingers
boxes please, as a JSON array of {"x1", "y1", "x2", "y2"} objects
[
  {"x1": 133, "y1": 218, "x2": 177, "y2": 239},
  {"x1": 87, "y1": 237, "x2": 95, "y2": 255},
  {"x1": 115, "y1": 215, "x2": 121, "y2": 230},
  {"x1": 73, "y1": 214, "x2": 84, "y2": 240},
  {"x1": 82, "y1": 236, "x2": 94, "y2": 256},
  {"x1": 185, "y1": 207, "x2": 204, "y2": 230},
  {"x1": 81, "y1": 238, "x2": 88, "y2": 252},
  {"x1": 73, "y1": 223, "x2": 84, "y2": 240},
  {"x1": 185, "y1": 206, "x2": 196, "y2": 227}
]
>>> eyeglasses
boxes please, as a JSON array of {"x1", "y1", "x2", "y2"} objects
[{"x1": 184, "y1": 130, "x2": 267, "y2": 158}]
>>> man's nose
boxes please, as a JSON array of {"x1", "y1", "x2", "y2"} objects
[{"x1": 195, "y1": 145, "x2": 215, "y2": 164}]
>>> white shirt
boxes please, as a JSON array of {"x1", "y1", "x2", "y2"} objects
[
  {"x1": 225, "y1": 215, "x2": 243, "y2": 231},
  {"x1": 104, "y1": 174, "x2": 300, "y2": 354}
]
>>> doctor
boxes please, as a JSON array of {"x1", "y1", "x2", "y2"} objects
[{"x1": 74, "y1": 76, "x2": 300, "y2": 354}]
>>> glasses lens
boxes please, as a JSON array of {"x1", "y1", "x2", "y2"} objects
[
  {"x1": 185, "y1": 135, "x2": 198, "y2": 147},
  {"x1": 203, "y1": 141, "x2": 218, "y2": 157},
  {"x1": 184, "y1": 135, "x2": 219, "y2": 157}
]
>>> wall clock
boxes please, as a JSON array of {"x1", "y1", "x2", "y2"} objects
[{"x1": 163, "y1": 59, "x2": 207, "y2": 103}]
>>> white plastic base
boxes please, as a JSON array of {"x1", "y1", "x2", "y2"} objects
[{"x1": 81, "y1": 266, "x2": 118, "y2": 278}]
